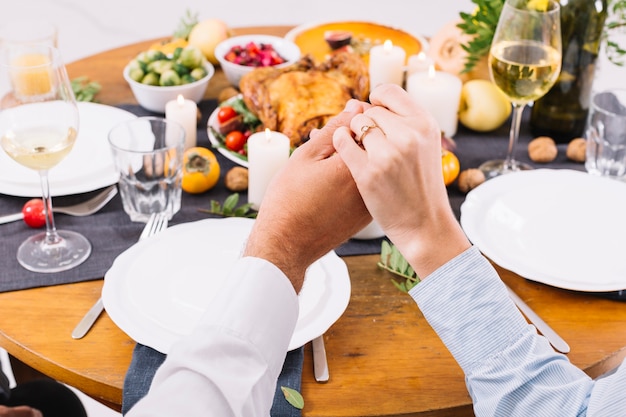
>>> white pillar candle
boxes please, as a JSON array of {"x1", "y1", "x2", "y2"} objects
[
  {"x1": 369, "y1": 40, "x2": 406, "y2": 91},
  {"x1": 247, "y1": 128, "x2": 290, "y2": 210},
  {"x1": 165, "y1": 94, "x2": 197, "y2": 150},
  {"x1": 407, "y1": 52, "x2": 434, "y2": 75},
  {"x1": 406, "y1": 65, "x2": 463, "y2": 137}
]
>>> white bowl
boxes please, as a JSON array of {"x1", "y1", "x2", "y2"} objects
[
  {"x1": 123, "y1": 61, "x2": 215, "y2": 113},
  {"x1": 214, "y1": 35, "x2": 301, "y2": 88}
]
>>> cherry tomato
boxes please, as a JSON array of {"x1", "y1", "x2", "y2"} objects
[
  {"x1": 225, "y1": 131, "x2": 246, "y2": 152},
  {"x1": 22, "y1": 199, "x2": 46, "y2": 228},
  {"x1": 217, "y1": 106, "x2": 237, "y2": 124}
]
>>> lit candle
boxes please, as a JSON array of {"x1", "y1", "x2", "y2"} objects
[
  {"x1": 247, "y1": 128, "x2": 290, "y2": 210},
  {"x1": 165, "y1": 94, "x2": 197, "y2": 150},
  {"x1": 407, "y1": 52, "x2": 435, "y2": 75},
  {"x1": 368, "y1": 40, "x2": 406, "y2": 90},
  {"x1": 406, "y1": 65, "x2": 463, "y2": 137}
]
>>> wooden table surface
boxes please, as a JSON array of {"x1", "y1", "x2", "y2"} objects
[{"x1": 1, "y1": 26, "x2": 626, "y2": 417}]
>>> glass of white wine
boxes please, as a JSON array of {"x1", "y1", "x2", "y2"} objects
[
  {"x1": 0, "y1": 43, "x2": 91, "y2": 273},
  {"x1": 479, "y1": 0, "x2": 562, "y2": 179}
]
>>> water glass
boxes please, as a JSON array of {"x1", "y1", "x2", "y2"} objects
[
  {"x1": 585, "y1": 89, "x2": 626, "y2": 179},
  {"x1": 108, "y1": 117, "x2": 185, "y2": 223}
]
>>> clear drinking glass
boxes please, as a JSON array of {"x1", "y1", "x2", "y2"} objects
[
  {"x1": 0, "y1": 43, "x2": 91, "y2": 273},
  {"x1": 479, "y1": 0, "x2": 562, "y2": 179}
]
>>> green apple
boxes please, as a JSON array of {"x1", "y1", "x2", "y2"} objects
[{"x1": 458, "y1": 79, "x2": 512, "y2": 132}]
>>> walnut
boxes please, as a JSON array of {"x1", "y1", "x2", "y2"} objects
[
  {"x1": 218, "y1": 87, "x2": 240, "y2": 104},
  {"x1": 528, "y1": 136, "x2": 557, "y2": 163},
  {"x1": 458, "y1": 168, "x2": 486, "y2": 193},
  {"x1": 566, "y1": 137, "x2": 586, "y2": 162},
  {"x1": 225, "y1": 166, "x2": 248, "y2": 191}
]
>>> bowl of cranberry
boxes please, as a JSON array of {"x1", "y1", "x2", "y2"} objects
[{"x1": 214, "y1": 35, "x2": 301, "y2": 87}]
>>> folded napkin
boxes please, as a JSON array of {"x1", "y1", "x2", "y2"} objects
[{"x1": 122, "y1": 343, "x2": 304, "y2": 417}]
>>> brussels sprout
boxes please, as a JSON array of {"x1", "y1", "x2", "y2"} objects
[
  {"x1": 178, "y1": 46, "x2": 203, "y2": 69},
  {"x1": 180, "y1": 74, "x2": 196, "y2": 84},
  {"x1": 127, "y1": 59, "x2": 142, "y2": 72},
  {"x1": 190, "y1": 66, "x2": 208, "y2": 81},
  {"x1": 159, "y1": 69, "x2": 181, "y2": 86},
  {"x1": 128, "y1": 67, "x2": 145, "y2": 82},
  {"x1": 172, "y1": 62, "x2": 190, "y2": 76},
  {"x1": 135, "y1": 51, "x2": 149, "y2": 63},
  {"x1": 145, "y1": 49, "x2": 167, "y2": 63},
  {"x1": 147, "y1": 59, "x2": 173, "y2": 75},
  {"x1": 141, "y1": 72, "x2": 160, "y2": 86}
]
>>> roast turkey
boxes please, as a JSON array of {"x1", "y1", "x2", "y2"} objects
[{"x1": 239, "y1": 52, "x2": 369, "y2": 147}]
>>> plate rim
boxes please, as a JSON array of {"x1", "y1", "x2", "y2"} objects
[
  {"x1": 460, "y1": 169, "x2": 626, "y2": 292},
  {"x1": 102, "y1": 217, "x2": 351, "y2": 352}
]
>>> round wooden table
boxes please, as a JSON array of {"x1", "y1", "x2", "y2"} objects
[{"x1": 1, "y1": 26, "x2": 626, "y2": 417}]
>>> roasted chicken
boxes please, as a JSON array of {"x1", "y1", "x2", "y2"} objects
[{"x1": 239, "y1": 52, "x2": 369, "y2": 147}]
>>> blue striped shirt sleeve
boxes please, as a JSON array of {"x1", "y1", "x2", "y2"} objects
[{"x1": 410, "y1": 246, "x2": 626, "y2": 416}]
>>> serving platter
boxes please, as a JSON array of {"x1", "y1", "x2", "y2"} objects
[
  {"x1": 207, "y1": 95, "x2": 249, "y2": 167},
  {"x1": 102, "y1": 217, "x2": 351, "y2": 353},
  {"x1": 0, "y1": 102, "x2": 136, "y2": 197},
  {"x1": 460, "y1": 169, "x2": 626, "y2": 292},
  {"x1": 285, "y1": 20, "x2": 426, "y2": 65}
]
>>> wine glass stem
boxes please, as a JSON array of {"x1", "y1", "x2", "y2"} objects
[
  {"x1": 504, "y1": 103, "x2": 526, "y2": 171},
  {"x1": 39, "y1": 170, "x2": 61, "y2": 246}
]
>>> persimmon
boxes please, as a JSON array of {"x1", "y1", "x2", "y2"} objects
[
  {"x1": 181, "y1": 147, "x2": 220, "y2": 194},
  {"x1": 442, "y1": 150, "x2": 460, "y2": 186}
]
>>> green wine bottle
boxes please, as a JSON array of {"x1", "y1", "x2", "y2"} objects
[{"x1": 529, "y1": 0, "x2": 608, "y2": 143}]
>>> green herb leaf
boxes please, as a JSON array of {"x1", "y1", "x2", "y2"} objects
[
  {"x1": 71, "y1": 76, "x2": 101, "y2": 102},
  {"x1": 377, "y1": 240, "x2": 420, "y2": 293},
  {"x1": 198, "y1": 193, "x2": 258, "y2": 219},
  {"x1": 281, "y1": 386, "x2": 304, "y2": 410},
  {"x1": 173, "y1": 9, "x2": 199, "y2": 40}
]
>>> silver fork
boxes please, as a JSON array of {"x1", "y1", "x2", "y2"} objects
[
  {"x1": 71, "y1": 212, "x2": 169, "y2": 339},
  {"x1": 0, "y1": 185, "x2": 118, "y2": 224}
]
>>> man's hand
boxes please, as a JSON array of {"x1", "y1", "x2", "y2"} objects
[{"x1": 244, "y1": 101, "x2": 372, "y2": 291}]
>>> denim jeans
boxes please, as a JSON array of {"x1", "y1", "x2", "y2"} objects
[{"x1": 122, "y1": 343, "x2": 304, "y2": 416}]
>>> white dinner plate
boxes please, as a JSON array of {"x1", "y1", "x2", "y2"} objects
[
  {"x1": 102, "y1": 217, "x2": 351, "y2": 353},
  {"x1": 460, "y1": 169, "x2": 626, "y2": 292},
  {"x1": 207, "y1": 95, "x2": 249, "y2": 168},
  {"x1": 0, "y1": 102, "x2": 136, "y2": 197}
]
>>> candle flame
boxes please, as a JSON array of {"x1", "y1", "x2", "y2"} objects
[
  {"x1": 264, "y1": 128, "x2": 272, "y2": 142},
  {"x1": 427, "y1": 64, "x2": 436, "y2": 78},
  {"x1": 177, "y1": 94, "x2": 185, "y2": 105},
  {"x1": 383, "y1": 39, "x2": 393, "y2": 51},
  {"x1": 417, "y1": 51, "x2": 426, "y2": 60}
]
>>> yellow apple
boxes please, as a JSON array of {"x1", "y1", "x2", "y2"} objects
[
  {"x1": 458, "y1": 79, "x2": 512, "y2": 132},
  {"x1": 188, "y1": 18, "x2": 231, "y2": 65}
]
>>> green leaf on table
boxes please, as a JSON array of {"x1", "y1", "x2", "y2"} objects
[
  {"x1": 198, "y1": 193, "x2": 257, "y2": 218},
  {"x1": 71, "y1": 76, "x2": 101, "y2": 102},
  {"x1": 281, "y1": 386, "x2": 304, "y2": 410},
  {"x1": 377, "y1": 240, "x2": 420, "y2": 293}
]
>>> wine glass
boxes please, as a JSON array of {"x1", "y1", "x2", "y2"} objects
[
  {"x1": 0, "y1": 43, "x2": 91, "y2": 273},
  {"x1": 479, "y1": 0, "x2": 562, "y2": 179}
]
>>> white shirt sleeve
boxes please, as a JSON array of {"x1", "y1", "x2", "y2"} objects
[
  {"x1": 410, "y1": 246, "x2": 626, "y2": 416},
  {"x1": 127, "y1": 256, "x2": 299, "y2": 417}
]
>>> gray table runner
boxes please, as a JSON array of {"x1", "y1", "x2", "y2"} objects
[{"x1": 0, "y1": 101, "x2": 584, "y2": 292}]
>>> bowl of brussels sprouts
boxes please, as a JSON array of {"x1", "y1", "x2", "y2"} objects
[{"x1": 124, "y1": 45, "x2": 215, "y2": 113}]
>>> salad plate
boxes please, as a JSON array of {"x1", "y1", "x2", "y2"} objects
[
  {"x1": 0, "y1": 102, "x2": 136, "y2": 197},
  {"x1": 102, "y1": 217, "x2": 351, "y2": 353},
  {"x1": 460, "y1": 169, "x2": 626, "y2": 292},
  {"x1": 207, "y1": 94, "x2": 252, "y2": 167}
]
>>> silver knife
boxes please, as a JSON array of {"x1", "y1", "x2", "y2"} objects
[
  {"x1": 0, "y1": 212, "x2": 24, "y2": 224},
  {"x1": 312, "y1": 335, "x2": 329, "y2": 382},
  {"x1": 506, "y1": 285, "x2": 570, "y2": 354},
  {"x1": 71, "y1": 298, "x2": 104, "y2": 339}
]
